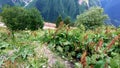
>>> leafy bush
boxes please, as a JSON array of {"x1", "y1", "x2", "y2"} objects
[
  {"x1": 43, "y1": 25, "x2": 85, "y2": 60},
  {"x1": 76, "y1": 7, "x2": 108, "y2": 30},
  {"x1": 64, "y1": 16, "x2": 71, "y2": 26},
  {"x1": 44, "y1": 25, "x2": 120, "y2": 68},
  {"x1": 26, "y1": 8, "x2": 44, "y2": 30},
  {"x1": 9, "y1": 45, "x2": 35, "y2": 62},
  {"x1": 0, "y1": 29, "x2": 49, "y2": 68},
  {"x1": 28, "y1": 56, "x2": 48, "y2": 68},
  {"x1": 0, "y1": 6, "x2": 43, "y2": 31}
]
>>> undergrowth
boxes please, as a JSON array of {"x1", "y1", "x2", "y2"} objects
[{"x1": 43, "y1": 24, "x2": 120, "y2": 68}]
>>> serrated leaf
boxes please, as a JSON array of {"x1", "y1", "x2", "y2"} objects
[
  {"x1": 57, "y1": 46, "x2": 63, "y2": 52},
  {"x1": 0, "y1": 58, "x2": 4, "y2": 67},
  {"x1": 94, "y1": 60, "x2": 105, "y2": 68}
]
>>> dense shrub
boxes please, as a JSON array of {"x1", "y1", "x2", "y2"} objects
[
  {"x1": 0, "y1": 6, "x2": 43, "y2": 31},
  {"x1": 76, "y1": 7, "x2": 108, "y2": 30},
  {"x1": 64, "y1": 17, "x2": 71, "y2": 26},
  {"x1": 55, "y1": 15, "x2": 62, "y2": 28},
  {"x1": 26, "y1": 8, "x2": 44, "y2": 30},
  {"x1": 43, "y1": 26, "x2": 83, "y2": 60},
  {"x1": 43, "y1": 25, "x2": 120, "y2": 68}
]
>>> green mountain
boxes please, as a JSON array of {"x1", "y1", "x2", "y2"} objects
[
  {"x1": 35, "y1": 0, "x2": 79, "y2": 22},
  {"x1": 35, "y1": 0, "x2": 100, "y2": 22},
  {"x1": 0, "y1": 0, "x2": 100, "y2": 22}
]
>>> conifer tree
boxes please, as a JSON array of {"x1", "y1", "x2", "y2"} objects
[
  {"x1": 64, "y1": 17, "x2": 71, "y2": 26},
  {"x1": 56, "y1": 15, "x2": 63, "y2": 28}
]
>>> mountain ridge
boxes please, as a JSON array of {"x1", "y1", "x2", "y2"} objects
[{"x1": 1, "y1": 0, "x2": 119, "y2": 26}]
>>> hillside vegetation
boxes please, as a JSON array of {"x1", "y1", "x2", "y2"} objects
[
  {"x1": 0, "y1": 0, "x2": 100, "y2": 22},
  {"x1": 0, "y1": 5, "x2": 120, "y2": 68}
]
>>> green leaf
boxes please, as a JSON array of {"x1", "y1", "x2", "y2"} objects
[
  {"x1": 0, "y1": 42, "x2": 9, "y2": 49},
  {"x1": 10, "y1": 55, "x2": 18, "y2": 63},
  {"x1": 57, "y1": 46, "x2": 63, "y2": 52},
  {"x1": 94, "y1": 60, "x2": 105, "y2": 68},
  {"x1": 110, "y1": 55, "x2": 120, "y2": 68},
  {"x1": 63, "y1": 41, "x2": 71, "y2": 45},
  {"x1": 0, "y1": 57, "x2": 4, "y2": 67},
  {"x1": 75, "y1": 63, "x2": 83, "y2": 68}
]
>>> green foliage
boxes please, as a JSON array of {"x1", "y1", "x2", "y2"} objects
[
  {"x1": 0, "y1": 57, "x2": 4, "y2": 67},
  {"x1": 0, "y1": 41, "x2": 9, "y2": 50},
  {"x1": 64, "y1": 17, "x2": 71, "y2": 26},
  {"x1": 0, "y1": 0, "x2": 101, "y2": 22},
  {"x1": 43, "y1": 26, "x2": 84, "y2": 60},
  {"x1": 52, "y1": 61, "x2": 66, "y2": 68},
  {"x1": 56, "y1": 15, "x2": 63, "y2": 28},
  {"x1": 35, "y1": 0, "x2": 100, "y2": 22},
  {"x1": 0, "y1": 6, "x2": 43, "y2": 31},
  {"x1": 76, "y1": 7, "x2": 108, "y2": 30},
  {"x1": 26, "y1": 8, "x2": 44, "y2": 30},
  {"x1": 36, "y1": 0, "x2": 80, "y2": 22},
  {"x1": 44, "y1": 25, "x2": 120, "y2": 68},
  {"x1": 109, "y1": 54, "x2": 120, "y2": 68},
  {"x1": 27, "y1": 56, "x2": 48, "y2": 68},
  {"x1": 0, "y1": 29, "x2": 49, "y2": 67},
  {"x1": 94, "y1": 60, "x2": 105, "y2": 68},
  {"x1": 75, "y1": 63, "x2": 83, "y2": 68},
  {"x1": 0, "y1": 22, "x2": 120, "y2": 68},
  {"x1": 9, "y1": 45, "x2": 35, "y2": 63}
]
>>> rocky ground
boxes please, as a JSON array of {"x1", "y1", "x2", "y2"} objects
[
  {"x1": 0, "y1": 22, "x2": 6, "y2": 27},
  {"x1": 35, "y1": 44, "x2": 73, "y2": 68}
]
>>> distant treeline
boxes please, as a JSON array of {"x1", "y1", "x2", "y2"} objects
[{"x1": 0, "y1": 0, "x2": 100, "y2": 22}]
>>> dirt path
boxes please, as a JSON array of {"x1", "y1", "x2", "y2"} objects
[
  {"x1": 35, "y1": 44, "x2": 74, "y2": 68},
  {"x1": 0, "y1": 22, "x2": 6, "y2": 27}
]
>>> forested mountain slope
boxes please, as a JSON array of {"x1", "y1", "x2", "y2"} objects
[
  {"x1": 35, "y1": 0, "x2": 80, "y2": 22},
  {"x1": 0, "y1": 0, "x2": 100, "y2": 22},
  {"x1": 3, "y1": 0, "x2": 120, "y2": 26},
  {"x1": 35, "y1": 0, "x2": 100, "y2": 22}
]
